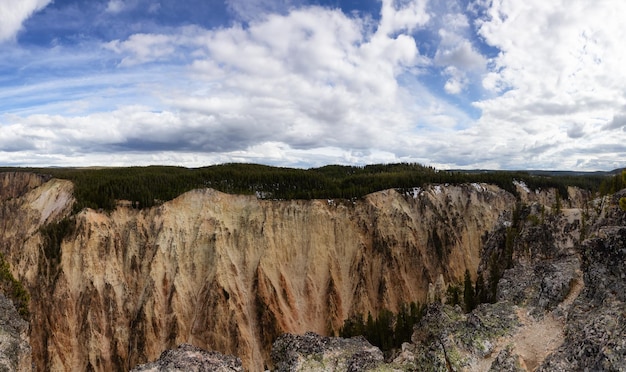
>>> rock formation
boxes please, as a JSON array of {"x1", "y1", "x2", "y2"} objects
[
  {"x1": 271, "y1": 332, "x2": 383, "y2": 371},
  {"x1": 0, "y1": 293, "x2": 32, "y2": 372},
  {"x1": 267, "y1": 190, "x2": 626, "y2": 371},
  {"x1": 0, "y1": 173, "x2": 517, "y2": 371},
  {"x1": 131, "y1": 344, "x2": 242, "y2": 372},
  {"x1": 2, "y1": 171, "x2": 623, "y2": 372}
]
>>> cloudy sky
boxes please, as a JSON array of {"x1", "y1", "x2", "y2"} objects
[{"x1": 1, "y1": 0, "x2": 625, "y2": 170}]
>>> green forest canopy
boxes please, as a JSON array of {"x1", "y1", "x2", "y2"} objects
[{"x1": 0, "y1": 163, "x2": 620, "y2": 211}]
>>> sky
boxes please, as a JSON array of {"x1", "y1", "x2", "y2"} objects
[{"x1": 1, "y1": 0, "x2": 625, "y2": 170}]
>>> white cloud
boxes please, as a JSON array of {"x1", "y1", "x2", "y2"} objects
[
  {"x1": 378, "y1": 0, "x2": 430, "y2": 35},
  {"x1": 461, "y1": 0, "x2": 626, "y2": 169},
  {"x1": 566, "y1": 123, "x2": 585, "y2": 139},
  {"x1": 157, "y1": 4, "x2": 433, "y2": 151},
  {"x1": 106, "y1": 33, "x2": 177, "y2": 66},
  {"x1": 436, "y1": 36, "x2": 485, "y2": 71},
  {"x1": 105, "y1": 26, "x2": 207, "y2": 66},
  {"x1": 429, "y1": 4, "x2": 487, "y2": 96},
  {"x1": 4, "y1": 1, "x2": 472, "y2": 168},
  {"x1": 604, "y1": 111, "x2": 626, "y2": 132},
  {"x1": 443, "y1": 66, "x2": 465, "y2": 95},
  {"x1": 0, "y1": 0, "x2": 52, "y2": 42},
  {"x1": 4, "y1": 0, "x2": 625, "y2": 171},
  {"x1": 105, "y1": 0, "x2": 126, "y2": 14}
]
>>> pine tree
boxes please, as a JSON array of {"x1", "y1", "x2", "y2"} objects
[
  {"x1": 619, "y1": 169, "x2": 626, "y2": 211},
  {"x1": 463, "y1": 269, "x2": 476, "y2": 312}
]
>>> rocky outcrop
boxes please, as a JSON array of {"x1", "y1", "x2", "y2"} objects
[
  {"x1": 271, "y1": 332, "x2": 384, "y2": 371},
  {"x1": 397, "y1": 301, "x2": 520, "y2": 370},
  {"x1": 130, "y1": 344, "x2": 242, "y2": 372},
  {"x1": 536, "y1": 192, "x2": 626, "y2": 371},
  {"x1": 0, "y1": 294, "x2": 32, "y2": 372}
]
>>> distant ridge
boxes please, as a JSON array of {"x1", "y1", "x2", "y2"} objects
[{"x1": 450, "y1": 169, "x2": 622, "y2": 177}]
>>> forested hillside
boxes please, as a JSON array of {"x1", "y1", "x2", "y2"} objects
[{"x1": 0, "y1": 163, "x2": 617, "y2": 211}]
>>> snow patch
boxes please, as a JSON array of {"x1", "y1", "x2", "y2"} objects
[
  {"x1": 406, "y1": 187, "x2": 422, "y2": 199},
  {"x1": 471, "y1": 183, "x2": 485, "y2": 192},
  {"x1": 255, "y1": 191, "x2": 269, "y2": 199},
  {"x1": 513, "y1": 180, "x2": 531, "y2": 193},
  {"x1": 433, "y1": 185, "x2": 443, "y2": 195}
]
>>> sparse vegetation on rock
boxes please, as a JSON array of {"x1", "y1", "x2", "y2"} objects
[{"x1": 0, "y1": 253, "x2": 30, "y2": 318}]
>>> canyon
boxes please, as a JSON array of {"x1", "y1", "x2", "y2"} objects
[{"x1": 0, "y1": 171, "x2": 620, "y2": 371}]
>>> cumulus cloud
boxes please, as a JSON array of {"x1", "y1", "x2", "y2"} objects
[
  {"x1": 0, "y1": 0, "x2": 52, "y2": 42},
  {"x1": 604, "y1": 110, "x2": 626, "y2": 131},
  {"x1": 4, "y1": 1, "x2": 463, "y2": 167},
  {"x1": 442, "y1": 66, "x2": 466, "y2": 94},
  {"x1": 566, "y1": 123, "x2": 585, "y2": 139},
  {"x1": 463, "y1": 0, "x2": 626, "y2": 169},
  {"x1": 102, "y1": 3, "x2": 439, "y2": 155},
  {"x1": 378, "y1": 0, "x2": 430, "y2": 35},
  {"x1": 429, "y1": 3, "x2": 486, "y2": 95},
  {"x1": 4, "y1": 0, "x2": 625, "y2": 170}
]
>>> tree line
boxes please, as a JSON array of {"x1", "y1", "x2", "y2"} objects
[
  {"x1": 0, "y1": 163, "x2": 615, "y2": 212},
  {"x1": 339, "y1": 302, "x2": 425, "y2": 352}
]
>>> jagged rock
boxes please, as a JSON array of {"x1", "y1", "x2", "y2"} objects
[
  {"x1": 535, "y1": 259, "x2": 577, "y2": 311},
  {"x1": 0, "y1": 293, "x2": 32, "y2": 372},
  {"x1": 497, "y1": 256, "x2": 579, "y2": 313},
  {"x1": 488, "y1": 345, "x2": 524, "y2": 372},
  {"x1": 130, "y1": 344, "x2": 243, "y2": 372},
  {"x1": 407, "y1": 302, "x2": 519, "y2": 370},
  {"x1": 537, "y1": 225, "x2": 626, "y2": 371},
  {"x1": 271, "y1": 332, "x2": 384, "y2": 372}
]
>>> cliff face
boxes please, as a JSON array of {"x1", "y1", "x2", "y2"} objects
[
  {"x1": 0, "y1": 174, "x2": 518, "y2": 371},
  {"x1": 266, "y1": 190, "x2": 626, "y2": 372}
]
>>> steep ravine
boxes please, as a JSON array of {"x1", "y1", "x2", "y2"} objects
[{"x1": 0, "y1": 173, "x2": 522, "y2": 371}]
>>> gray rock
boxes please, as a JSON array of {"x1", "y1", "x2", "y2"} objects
[
  {"x1": 407, "y1": 302, "x2": 519, "y2": 371},
  {"x1": 130, "y1": 344, "x2": 243, "y2": 372},
  {"x1": 271, "y1": 332, "x2": 383, "y2": 372},
  {"x1": 488, "y1": 345, "x2": 524, "y2": 372},
  {"x1": 0, "y1": 293, "x2": 31, "y2": 372},
  {"x1": 537, "y1": 226, "x2": 626, "y2": 372}
]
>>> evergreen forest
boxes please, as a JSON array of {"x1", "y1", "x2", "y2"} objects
[{"x1": 0, "y1": 163, "x2": 620, "y2": 212}]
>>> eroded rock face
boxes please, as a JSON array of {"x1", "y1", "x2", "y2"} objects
[
  {"x1": 0, "y1": 294, "x2": 32, "y2": 372},
  {"x1": 537, "y1": 196, "x2": 626, "y2": 371},
  {"x1": 272, "y1": 189, "x2": 625, "y2": 372},
  {"x1": 1, "y1": 170, "x2": 624, "y2": 372},
  {"x1": 0, "y1": 173, "x2": 519, "y2": 371},
  {"x1": 0, "y1": 172, "x2": 50, "y2": 202}
]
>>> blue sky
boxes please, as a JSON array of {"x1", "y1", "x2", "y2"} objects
[{"x1": 1, "y1": 0, "x2": 625, "y2": 170}]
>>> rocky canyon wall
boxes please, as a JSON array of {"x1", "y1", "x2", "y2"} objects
[{"x1": 0, "y1": 174, "x2": 520, "y2": 371}]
